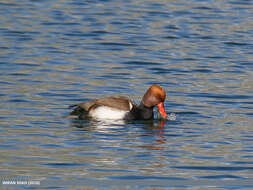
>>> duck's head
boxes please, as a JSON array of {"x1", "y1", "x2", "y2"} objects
[{"x1": 142, "y1": 85, "x2": 167, "y2": 119}]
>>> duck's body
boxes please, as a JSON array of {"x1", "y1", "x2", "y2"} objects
[{"x1": 69, "y1": 85, "x2": 167, "y2": 120}]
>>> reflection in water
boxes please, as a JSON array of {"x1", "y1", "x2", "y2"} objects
[
  {"x1": 69, "y1": 118, "x2": 126, "y2": 131},
  {"x1": 141, "y1": 120, "x2": 168, "y2": 151},
  {"x1": 70, "y1": 117, "x2": 167, "y2": 132},
  {"x1": 69, "y1": 118, "x2": 171, "y2": 176},
  {"x1": 70, "y1": 118, "x2": 169, "y2": 152}
]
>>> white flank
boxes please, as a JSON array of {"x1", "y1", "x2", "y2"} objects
[{"x1": 89, "y1": 106, "x2": 128, "y2": 120}]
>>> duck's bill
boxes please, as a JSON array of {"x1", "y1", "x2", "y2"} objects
[{"x1": 157, "y1": 102, "x2": 168, "y2": 119}]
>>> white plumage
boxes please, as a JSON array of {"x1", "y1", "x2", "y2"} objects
[{"x1": 88, "y1": 106, "x2": 128, "y2": 120}]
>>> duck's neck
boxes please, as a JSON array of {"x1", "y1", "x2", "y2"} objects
[{"x1": 127, "y1": 102, "x2": 154, "y2": 120}]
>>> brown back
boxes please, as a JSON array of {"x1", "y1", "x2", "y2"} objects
[{"x1": 77, "y1": 96, "x2": 135, "y2": 111}]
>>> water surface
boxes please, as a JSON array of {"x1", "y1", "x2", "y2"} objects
[{"x1": 1, "y1": 0, "x2": 253, "y2": 189}]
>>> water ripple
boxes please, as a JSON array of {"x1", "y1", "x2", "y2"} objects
[{"x1": 1, "y1": 0, "x2": 253, "y2": 189}]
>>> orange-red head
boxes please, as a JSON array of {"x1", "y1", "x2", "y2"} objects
[{"x1": 142, "y1": 85, "x2": 167, "y2": 118}]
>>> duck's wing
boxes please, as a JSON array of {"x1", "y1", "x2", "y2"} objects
[{"x1": 92, "y1": 96, "x2": 135, "y2": 111}]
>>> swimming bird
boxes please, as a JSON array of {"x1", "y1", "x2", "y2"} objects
[{"x1": 69, "y1": 85, "x2": 167, "y2": 120}]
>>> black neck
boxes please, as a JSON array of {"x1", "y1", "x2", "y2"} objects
[{"x1": 126, "y1": 102, "x2": 154, "y2": 120}]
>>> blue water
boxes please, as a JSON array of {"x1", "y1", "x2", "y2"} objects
[{"x1": 1, "y1": 0, "x2": 253, "y2": 189}]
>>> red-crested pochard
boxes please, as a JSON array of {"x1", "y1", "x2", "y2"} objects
[{"x1": 69, "y1": 85, "x2": 167, "y2": 120}]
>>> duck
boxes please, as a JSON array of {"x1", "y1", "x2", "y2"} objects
[{"x1": 68, "y1": 84, "x2": 167, "y2": 120}]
